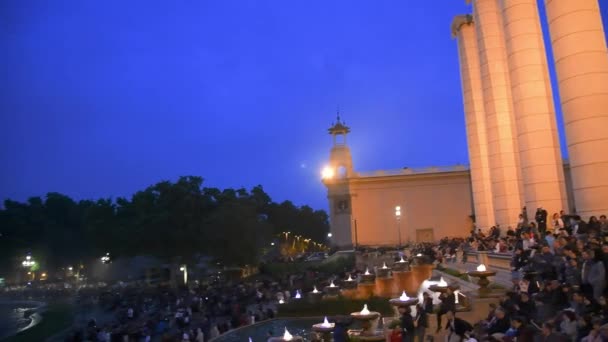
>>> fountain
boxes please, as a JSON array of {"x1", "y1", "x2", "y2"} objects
[
  {"x1": 412, "y1": 253, "x2": 425, "y2": 265},
  {"x1": 360, "y1": 267, "x2": 376, "y2": 283},
  {"x1": 392, "y1": 256, "x2": 410, "y2": 272},
  {"x1": 294, "y1": 290, "x2": 302, "y2": 299},
  {"x1": 279, "y1": 298, "x2": 285, "y2": 304},
  {"x1": 389, "y1": 291, "x2": 419, "y2": 308},
  {"x1": 428, "y1": 277, "x2": 459, "y2": 293},
  {"x1": 308, "y1": 286, "x2": 323, "y2": 302},
  {"x1": 349, "y1": 304, "x2": 384, "y2": 341},
  {"x1": 376, "y1": 262, "x2": 391, "y2": 278},
  {"x1": 312, "y1": 316, "x2": 335, "y2": 341},
  {"x1": 467, "y1": 264, "x2": 497, "y2": 296},
  {"x1": 267, "y1": 327, "x2": 303, "y2": 342},
  {"x1": 324, "y1": 280, "x2": 340, "y2": 296},
  {"x1": 343, "y1": 274, "x2": 357, "y2": 289}
]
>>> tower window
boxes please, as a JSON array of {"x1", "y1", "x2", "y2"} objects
[{"x1": 337, "y1": 166, "x2": 347, "y2": 178}]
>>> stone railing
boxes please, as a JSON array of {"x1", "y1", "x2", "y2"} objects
[
  {"x1": 467, "y1": 251, "x2": 512, "y2": 270},
  {"x1": 355, "y1": 165, "x2": 469, "y2": 178}
]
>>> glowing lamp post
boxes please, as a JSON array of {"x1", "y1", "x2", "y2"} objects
[
  {"x1": 22, "y1": 255, "x2": 37, "y2": 281},
  {"x1": 179, "y1": 265, "x2": 188, "y2": 286},
  {"x1": 101, "y1": 253, "x2": 111, "y2": 264},
  {"x1": 395, "y1": 206, "x2": 402, "y2": 247}
]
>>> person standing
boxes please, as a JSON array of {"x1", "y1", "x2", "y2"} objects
[
  {"x1": 399, "y1": 305, "x2": 415, "y2": 342},
  {"x1": 436, "y1": 287, "x2": 456, "y2": 332},
  {"x1": 413, "y1": 303, "x2": 427, "y2": 342}
]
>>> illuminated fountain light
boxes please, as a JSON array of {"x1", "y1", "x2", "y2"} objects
[
  {"x1": 399, "y1": 291, "x2": 410, "y2": 301},
  {"x1": 382, "y1": 262, "x2": 388, "y2": 269},
  {"x1": 329, "y1": 280, "x2": 337, "y2": 288},
  {"x1": 279, "y1": 299, "x2": 285, "y2": 304},
  {"x1": 294, "y1": 290, "x2": 301, "y2": 299},
  {"x1": 346, "y1": 274, "x2": 354, "y2": 281},
  {"x1": 360, "y1": 304, "x2": 371, "y2": 315},
  {"x1": 322, "y1": 317, "x2": 332, "y2": 328},
  {"x1": 364, "y1": 268, "x2": 371, "y2": 275},
  {"x1": 399, "y1": 256, "x2": 406, "y2": 263},
  {"x1": 249, "y1": 338, "x2": 253, "y2": 342},
  {"x1": 416, "y1": 253, "x2": 422, "y2": 257},
  {"x1": 438, "y1": 277, "x2": 448, "y2": 287},
  {"x1": 283, "y1": 328, "x2": 293, "y2": 341},
  {"x1": 477, "y1": 264, "x2": 487, "y2": 272},
  {"x1": 312, "y1": 286, "x2": 320, "y2": 294}
]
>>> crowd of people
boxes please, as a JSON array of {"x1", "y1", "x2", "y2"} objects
[
  {"x1": 423, "y1": 209, "x2": 608, "y2": 342},
  {"x1": 5, "y1": 207, "x2": 608, "y2": 342}
]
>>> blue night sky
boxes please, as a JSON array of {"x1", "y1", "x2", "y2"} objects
[{"x1": 1, "y1": 1, "x2": 607, "y2": 211}]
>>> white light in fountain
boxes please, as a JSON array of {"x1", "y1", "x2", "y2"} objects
[
  {"x1": 382, "y1": 262, "x2": 388, "y2": 269},
  {"x1": 322, "y1": 316, "x2": 332, "y2": 328},
  {"x1": 295, "y1": 290, "x2": 301, "y2": 299},
  {"x1": 360, "y1": 304, "x2": 371, "y2": 315},
  {"x1": 364, "y1": 268, "x2": 371, "y2": 275},
  {"x1": 438, "y1": 277, "x2": 448, "y2": 287},
  {"x1": 283, "y1": 328, "x2": 293, "y2": 341},
  {"x1": 476, "y1": 264, "x2": 487, "y2": 272},
  {"x1": 313, "y1": 286, "x2": 320, "y2": 293},
  {"x1": 454, "y1": 290, "x2": 460, "y2": 304},
  {"x1": 399, "y1": 256, "x2": 406, "y2": 263},
  {"x1": 329, "y1": 280, "x2": 336, "y2": 288},
  {"x1": 399, "y1": 291, "x2": 410, "y2": 301},
  {"x1": 416, "y1": 253, "x2": 422, "y2": 257},
  {"x1": 279, "y1": 299, "x2": 285, "y2": 304},
  {"x1": 347, "y1": 274, "x2": 354, "y2": 281},
  {"x1": 249, "y1": 338, "x2": 253, "y2": 342}
]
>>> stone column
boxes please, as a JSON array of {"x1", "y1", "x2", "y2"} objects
[
  {"x1": 543, "y1": 0, "x2": 608, "y2": 218},
  {"x1": 470, "y1": 0, "x2": 524, "y2": 228},
  {"x1": 500, "y1": 0, "x2": 569, "y2": 217},
  {"x1": 452, "y1": 15, "x2": 496, "y2": 230}
]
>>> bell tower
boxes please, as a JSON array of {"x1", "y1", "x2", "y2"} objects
[{"x1": 322, "y1": 113, "x2": 355, "y2": 249}]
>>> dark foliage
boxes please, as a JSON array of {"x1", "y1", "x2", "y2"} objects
[{"x1": 0, "y1": 176, "x2": 329, "y2": 272}]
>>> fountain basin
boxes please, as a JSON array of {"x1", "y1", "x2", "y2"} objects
[
  {"x1": 376, "y1": 267, "x2": 391, "y2": 278},
  {"x1": 428, "y1": 283, "x2": 459, "y2": 293},
  {"x1": 350, "y1": 311, "x2": 381, "y2": 320},
  {"x1": 360, "y1": 273, "x2": 376, "y2": 283},
  {"x1": 311, "y1": 323, "x2": 335, "y2": 333},
  {"x1": 392, "y1": 260, "x2": 410, "y2": 272},
  {"x1": 388, "y1": 297, "x2": 419, "y2": 307},
  {"x1": 324, "y1": 285, "x2": 340, "y2": 297}
]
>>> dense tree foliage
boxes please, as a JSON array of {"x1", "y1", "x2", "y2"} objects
[{"x1": 0, "y1": 176, "x2": 329, "y2": 273}]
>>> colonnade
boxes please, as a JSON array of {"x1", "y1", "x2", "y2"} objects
[{"x1": 452, "y1": 0, "x2": 608, "y2": 227}]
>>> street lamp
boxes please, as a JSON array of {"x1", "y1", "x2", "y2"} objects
[
  {"x1": 22, "y1": 255, "x2": 36, "y2": 268},
  {"x1": 101, "y1": 252, "x2": 111, "y2": 264},
  {"x1": 179, "y1": 265, "x2": 188, "y2": 285},
  {"x1": 395, "y1": 206, "x2": 402, "y2": 247}
]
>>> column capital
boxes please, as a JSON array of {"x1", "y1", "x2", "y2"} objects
[{"x1": 451, "y1": 14, "x2": 473, "y2": 38}]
